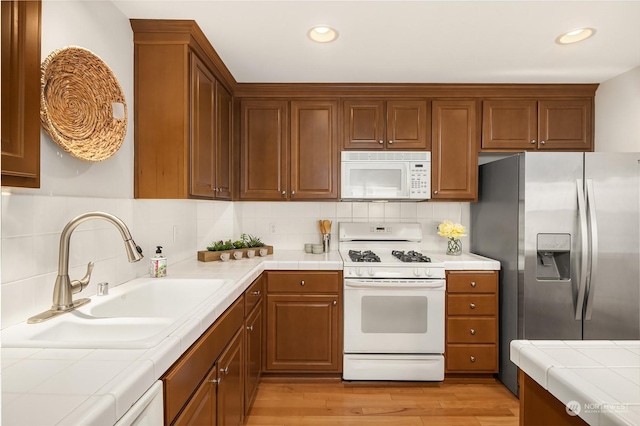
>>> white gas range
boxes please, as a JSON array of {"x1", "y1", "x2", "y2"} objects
[{"x1": 339, "y1": 222, "x2": 446, "y2": 381}]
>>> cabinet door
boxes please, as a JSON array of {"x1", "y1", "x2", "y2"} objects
[
  {"x1": 190, "y1": 54, "x2": 216, "y2": 198},
  {"x1": 244, "y1": 303, "x2": 262, "y2": 415},
  {"x1": 1, "y1": 0, "x2": 41, "y2": 188},
  {"x1": 343, "y1": 100, "x2": 385, "y2": 149},
  {"x1": 290, "y1": 100, "x2": 339, "y2": 200},
  {"x1": 173, "y1": 368, "x2": 216, "y2": 426},
  {"x1": 482, "y1": 99, "x2": 537, "y2": 150},
  {"x1": 240, "y1": 100, "x2": 288, "y2": 200},
  {"x1": 215, "y1": 82, "x2": 232, "y2": 199},
  {"x1": 386, "y1": 100, "x2": 430, "y2": 150},
  {"x1": 538, "y1": 99, "x2": 592, "y2": 151},
  {"x1": 266, "y1": 294, "x2": 340, "y2": 372},
  {"x1": 431, "y1": 100, "x2": 478, "y2": 201},
  {"x1": 217, "y1": 327, "x2": 244, "y2": 426}
]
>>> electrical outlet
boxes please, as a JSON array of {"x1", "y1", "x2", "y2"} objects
[{"x1": 270, "y1": 223, "x2": 277, "y2": 234}]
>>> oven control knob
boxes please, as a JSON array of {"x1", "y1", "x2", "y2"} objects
[
  {"x1": 424, "y1": 268, "x2": 433, "y2": 277},
  {"x1": 356, "y1": 268, "x2": 363, "y2": 277},
  {"x1": 413, "y1": 268, "x2": 421, "y2": 277},
  {"x1": 368, "y1": 268, "x2": 374, "y2": 277}
]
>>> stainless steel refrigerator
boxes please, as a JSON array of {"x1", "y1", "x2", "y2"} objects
[{"x1": 471, "y1": 152, "x2": 640, "y2": 396}]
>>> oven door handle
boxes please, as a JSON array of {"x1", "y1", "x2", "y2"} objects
[{"x1": 344, "y1": 280, "x2": 445, "y2": 290}]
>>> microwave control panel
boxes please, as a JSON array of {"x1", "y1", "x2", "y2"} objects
[{"x1": 409, "y1": 162, "x2": 431, "y2": 198}]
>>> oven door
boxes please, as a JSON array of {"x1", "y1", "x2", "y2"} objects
[{"x1": 343, "y1": 279, "x2": 445, "y2": 354}]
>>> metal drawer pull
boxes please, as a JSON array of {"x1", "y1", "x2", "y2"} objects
[
  {"x1": 247, "y1": 325, "x2": 253, "y2": 331},
  {"x1": 220, "y1": 367, "x2": 229, "y2": 375},
  {"x1": 470, "y1": 303, "x2": 476, "y2": 309},
  {"x1": 333, "y1": 300, "x2": 337, "y2": 306},
  {"x1": 470, "y1": 356, "x2": 476, "y2": 363},
  {"x1": 470, "y1": 329, "x2": 476, "y2": 335},
  {"x1": 209, "y1": 378, "x2": 221, "y2": 384},
  {"x1": 300, "y1": 280, "x2": 305, "y2": 286},
  {"x1": 251, "y1": 290, "x2": 261, "y2": 296},
  {"x1": 470, "y1": 281, "x2": 477, "y2": 287}
]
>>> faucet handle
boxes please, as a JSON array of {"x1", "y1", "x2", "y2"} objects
[{"x1": 71, "y1": 262, "x2": 94, "y2": 293}]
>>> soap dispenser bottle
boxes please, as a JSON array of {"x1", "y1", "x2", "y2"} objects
[{"x1": 150, "y1": 246, "x2": 167, "y2": 278}]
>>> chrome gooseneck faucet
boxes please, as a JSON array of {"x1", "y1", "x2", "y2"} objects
[{"x1": 28, "y1": 212, "x2": 143, "y2": 324}]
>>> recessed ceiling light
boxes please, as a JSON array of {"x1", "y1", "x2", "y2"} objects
[
  {"x1": 307, "y1": 25, "x2": 338, "y2": 43},
  {"x1": 556, "y1": 28, "x2": 596, "y2": 45}
]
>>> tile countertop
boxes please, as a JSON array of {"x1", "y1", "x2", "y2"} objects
[
  {"x1": 511, "y1": 340, "x2": 640, "y2": 426},
  {"x1": 1, "y1": 249, "x2": 497, "y2": 425}
]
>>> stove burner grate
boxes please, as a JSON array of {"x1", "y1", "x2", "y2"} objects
[
  {"x1": 391, "y1": 250, "x2": 432, "y2": 263},
  {"x1": 348, "y1": 250, "x2": 381, "y2": 262}
]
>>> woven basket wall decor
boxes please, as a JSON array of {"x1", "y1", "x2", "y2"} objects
[{"x1": 40, "y1": 46, "x2": 127, "y2": 162}]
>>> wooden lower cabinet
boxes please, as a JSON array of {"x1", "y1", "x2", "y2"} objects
[
  {"x1": 244, "y1": 276, "x2": 264, "y2": 416},
  {"x1": 265, "y1": 271, "x2": 342, "y2": 373},
  {"x1": 445, "y1": 270, "x2": 499, "y2": 374},
  {"x1": 217, "y1": 328, "x2": 244, "y2": 426},
  {"x1": 173, "y1": 368, "x2": 217, "y2": 425}
]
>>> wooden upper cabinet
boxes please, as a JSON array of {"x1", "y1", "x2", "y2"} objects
[
  {"x1": 431, "y1": 100, "x2": 478, "y2": 201},
  {"x1": 215, "y1": 82, "x2": 232, "y2": 199},
  {"x1": 343, "y1": 99, "x2": 429, "y2": 150},
  {"x1": 290, "y1": 100, "x2": 339, "y2": 199},
  {"x1": 1, "y1": 0, "x2": 41, "y2": 188},
  {"x1": 131, "y1": 20, "x2": 235, "y2": 199},
  {"x1": 538, "y1": 99, "x2": 592, "y2": 150},
  {"x1": 190, "y1": 54, "x2": 216, "y2": 198},
  {"x1": 240, "y1": 100, "x2": 288, "y2": 200},
  {"x1": 482, "y1": 98, "x2": 593, "y2": 151}
]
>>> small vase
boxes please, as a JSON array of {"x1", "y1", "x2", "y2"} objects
[{"x1": 446, "y1": 238, "x2": 462, "y2": 256}]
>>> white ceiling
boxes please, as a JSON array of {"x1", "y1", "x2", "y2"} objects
[{"x1": 112, "y1": 0, "x2": 640, "y2": 84}]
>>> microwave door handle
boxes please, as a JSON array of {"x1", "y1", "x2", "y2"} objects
[
  {"x1": 575, "y1": 179, "x2": 589, "y2": 320},
  {"x1": 584, "y1": 179, "x2": 599, "y2": 320}
]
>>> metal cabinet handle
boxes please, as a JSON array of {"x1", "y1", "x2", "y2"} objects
[
  {"x1": 209, "y1": 378, "x2": 221, "y2": 384},
  {"x1": 530, "y1": 139, "x2": 536, "y2": 144},
  {"x1": 300, "y1": 280, "x2": 305, "y2": 286},
  {"x1": 247, "y1": 325, "x2": 253, "y2": 331},
  {"x1": 251, "y1": 290, "x2": 261, "y2": 296},
  {"x1": 470, "y1": 329, "x2": 476, "y2": 335},
  {"x1": 281, "y1": 191, "x2": 286, "y2": 195},
  {"x1": 378, "y1": 140, "x2": 384, "y2": 144},
  {"x1": 388, "y1": 140, "x2": 393, "y2": 144},
  {"x1": 433, "y1": 190, "x2": 438, "y2": 195},
  {"x1": 540, "y1": 140, "x2": 546, "y2": 145},
  {"x1": 333, "y1": 300, "x2": 337, "y2": 306},
  {"x1": 470, "y1": 281, "x2": 477, "y2": 288},
  {"x1": 470, "y1": 356, "x2": 476, "y2": 363},
  {"x1": 469, "y1": 303, "x2": 476, "y2": 309},
  {"x1": 291, "y1": 191, "x2": 295, "y2": 196},
  {"x1": 220, "y1": 367, "x2": 229, "y2": 375}
]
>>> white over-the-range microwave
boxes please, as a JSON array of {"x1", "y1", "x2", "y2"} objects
[{"x1": 341, "y1": 151, "x2": 431, "y2": 201}]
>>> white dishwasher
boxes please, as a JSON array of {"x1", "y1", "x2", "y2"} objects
[{"x1": 115, "y1": 381, "x2": 163, "y2": 426}]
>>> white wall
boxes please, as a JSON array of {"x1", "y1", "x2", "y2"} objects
[{"x1": 595, "y1": 66, "x2": 640, "y2": 152}]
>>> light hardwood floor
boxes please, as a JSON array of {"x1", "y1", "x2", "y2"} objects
[{"x1": 246, "y1": 378, "x2": 519, "y2": 426}]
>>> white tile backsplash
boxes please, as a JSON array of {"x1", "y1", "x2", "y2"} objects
[{"x1": 2, "y1": 194, "x2": 470, "y2": 328}]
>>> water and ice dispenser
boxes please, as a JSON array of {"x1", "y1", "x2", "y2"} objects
[{"x1": 536, "y1": 234, "x2": 571, "y2": 280}]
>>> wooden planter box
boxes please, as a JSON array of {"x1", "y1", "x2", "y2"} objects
[{"x1": 197, "y1": 245, "x2": 274, "y2": 262}]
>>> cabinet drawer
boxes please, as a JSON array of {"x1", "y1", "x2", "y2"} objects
[
  {"x1": 447, "y1": 271, "x2": 497, "y2": 293},
  {"x1": 447, "y1": 318, "x2": 496, "y2": 343},
  {"x1": 245, "y1": 275, "x2": 264, "y2": 315},
  {"x1": 447, "y1": 294, "x2": 496, "y2": 316},
  {"x1": 446, "y1": 344, "x2": 497, "y2": 372},
  {"x1": 267, "y1": 271, "x2": 340, "y2": 293}
]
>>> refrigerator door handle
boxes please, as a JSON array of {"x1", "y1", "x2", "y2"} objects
[
  {"x1": 584, "y1": 179, "x2": 599, "y2": 320},
  {"x1": 575, "y1": 179, "x2": 589, "y2": 320}
]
